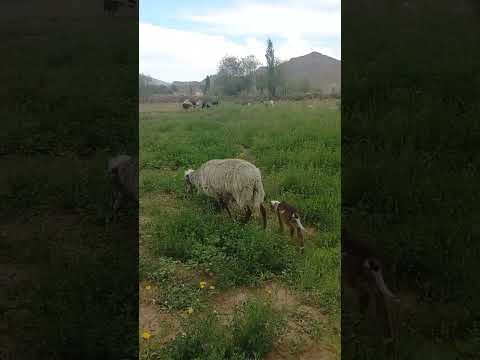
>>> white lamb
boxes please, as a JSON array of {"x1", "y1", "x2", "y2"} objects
[{"x1": 184, "y1": 159, "x2": 267, "y2": 228}]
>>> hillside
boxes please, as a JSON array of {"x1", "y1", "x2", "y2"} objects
[
  {"x1": 139, "y1": 51, "x2": 341, "y2": 98},
  {"x1": 257, "y1": 52, "x2": 341, "y2": 95}
]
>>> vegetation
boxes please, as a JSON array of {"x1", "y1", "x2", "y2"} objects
[
  {"x1": 3, "y1": 18, "x2": 138, "y2": 359},
  {"x1": 265, "y1": 38, "x2": 277, "y2": 97},
  {"x1": 139, "y1": 99, "x2": 340, "y2": 358},
  {"x1": 343, "y1": 1, "x2": 480, "y2": 358}
]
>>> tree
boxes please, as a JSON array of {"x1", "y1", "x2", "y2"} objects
[
  {"x1": 265, "y1": 38, "x2": 277, "y2": 97},
  {"x1": 240, "y1": 55, "x2": 260, "y2": 92},
  {"x1": 204, "y1": 76, "x2": 211, "y2": 94}
]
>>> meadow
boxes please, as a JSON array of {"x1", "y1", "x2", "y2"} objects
[{"x1": 139, "y1": 99, "x2": 341, "y2": 359}]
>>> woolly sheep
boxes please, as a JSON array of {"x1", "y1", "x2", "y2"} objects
[
  {"x1": 182, "y1": 100, "x2": 193, "y2": 110},
  {"x1": 184, "y1": 159, "x2": 267, "y2": 228},
  {"x1": 108, "y1": 154, "x2": 138, "y2": 219}
]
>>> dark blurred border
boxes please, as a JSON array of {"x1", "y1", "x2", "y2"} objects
[
  {"x1": 342, "y1": 1, "x2": 480, "y2": 359},
  {"x1": 1, "y1": 1, "x2": 139, "y2": 359}
]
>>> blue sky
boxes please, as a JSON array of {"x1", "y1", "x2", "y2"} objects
[{"x1": 140, "y1": 0, "x2": 341, "y2": 82}]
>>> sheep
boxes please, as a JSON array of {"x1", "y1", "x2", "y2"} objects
[
  {"x1": 184, "y1": 159, "x2": 267, "y2": 228},
  {"x1": 182, "y1": 100, "x2": 193, "y2": 110},
  {"x1": 270, "y1": 200, "x2": 306, "y2": 250},
  {"x1": 263, "y1": 99, "x2": 275, "y2": 107},
  {"x1": 212, "y1": 99, "x2": 219, "y2": 106},
  {"x1": 108, "y1": 155, "x2": 138, "y2": 220}
]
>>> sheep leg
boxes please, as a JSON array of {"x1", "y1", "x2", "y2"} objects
[
  {"x1": 219, "y1": 196, "x2": 233, "y2": 219},
  {"x1": 112, "y1": 190, "x2": 123, "y2": 222},
  {"x1": 297, "y1": 227, "x2": 305, "y2": 251},
  {"x1": 288, "y1": 223, "x2": 295, "y2": 238},
  {"x1": 242, "y1": 206, "x2": 252, "y2": 224},
  {"x1": 259, "y1": 203, "x2": 267, "y2": 229},
  {"x1": 277, "y1": 210, "x2": 284, "y2": 233}
]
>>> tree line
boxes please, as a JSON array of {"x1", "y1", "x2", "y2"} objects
[{"x1": 206, "y1": 38, "x2": 312, "y2": 97}]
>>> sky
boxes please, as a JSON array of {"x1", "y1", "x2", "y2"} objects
[{"x1": 140, "y1": 0, "x2": 341, "y2": 82}]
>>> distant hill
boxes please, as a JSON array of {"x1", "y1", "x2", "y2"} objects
[
  {"x1": 139, "y1": 51, "x2": 341, "y2": 98},
  {"x1": 139, "y1": 74, "x2": 169, "y2": 87},
  {"x1": 257, "y1": 52, "x2": 341, "y2": 95},
  {"x1": 171, "y1": 81, "x2": 204, "y2": 96}
]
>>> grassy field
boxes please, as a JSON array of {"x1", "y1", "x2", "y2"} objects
[
  {"x1": 139, "y1": 99, "x2": 341, "y2": 359},
  {"x1": 2, "y1": 18, "x2": 138, "y2": 359},
  {"x1": 342, "y1": 2, "x2": 480, "y2": 359}
]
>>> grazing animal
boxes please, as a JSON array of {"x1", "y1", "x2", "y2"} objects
[
  {"x1": 108, "y1": 155, "x2": 138, "y2": 220},
  {"x1": 182, "y1": 100, "x2": 193, "y2": 110},
  {"x1": 212, "y1": 99, "x2": 219, "y2": 105},
  {"x1": 202, "y1": 102, "x2": 211, "y2": 109},
  {"x1": 342, "y1": 226, "x2": 399, "y2": 342},
  {"x1": 264, "y1": 100, "x2": 275, "y2": 107},
  {"x1": 184, "y1": 159, "x2": 267, "y2": 228},
  {"x1": 270, "y1": 200, "x2": 306, "y2": 249}
]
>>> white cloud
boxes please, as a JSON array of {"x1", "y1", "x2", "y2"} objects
[
  {"x1": 139, "y1": 23, "x2": 266, "y2": 81},
  {"x1": 183, "y1": 1, "x2": 340, "y2": 39},
  {"x1": 140, "y1": 1, "x2": 341, "y2": 81}
]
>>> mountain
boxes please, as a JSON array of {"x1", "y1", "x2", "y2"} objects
[
  {"x1": 171, "y1": 81, "x2": 204, "y2": 96},
  {"x1": 139, "y1": 74, "x2": 169, "y2": 86},
  {"x1": 257, "y1": 51, "x2": 341, "y2": 95}
]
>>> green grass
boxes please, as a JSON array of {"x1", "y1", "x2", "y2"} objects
[
  {"x1": 2, "y1": 18, "x2": 138, "y2": 359},
  {"x1": 142, "y1": 298, "x2": 284, "y2": 360},
  {"x1": 140, "y1": 100, "x2": 341, "y2": 356},
  {"x1": 343, "y1": 2, "x2": 480, "y2": 358}
]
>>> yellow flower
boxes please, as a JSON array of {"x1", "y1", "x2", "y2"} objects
[
  {"x1": 142, "y1": 330, "x2": 151, "y2": 340},
  {"x1": 187, "y1": 307, "x2": 194, "y2": 315},
  {"x1": 199, "y1": 281, "x2": 207, "y2": 289},
  {"x1": 209, "y1": 285, "x2": 215, "y2": 290},
  {"x1": 266, "y1": 288, "x2": 272, "y2": 294},
  {"x1": 145, "y1": 285, "x2": 151, "y2": 290}
]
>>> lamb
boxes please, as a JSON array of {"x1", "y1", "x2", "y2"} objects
[
  {"x1": 184, "y1": 159, "x2": 267, "y2": 228},
  {"x1": 270, "y1": 200, "x2": 306, "y2": 250},
  {"x1": 263, "y1": 99, "x2": 275, "y2": 107},
  {"x1": 342, "y1": 226, "x2": 399, "y2": 343},
  {"x1": 108, "y1": 154, "x2": 138, "y2": 220}
]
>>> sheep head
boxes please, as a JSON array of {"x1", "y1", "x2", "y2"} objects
[{"x1": 362, "y1": 258, "x2": 400, "y2": 302}]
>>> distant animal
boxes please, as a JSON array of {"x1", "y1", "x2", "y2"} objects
[
  {"x1": 270, "y1": 200, "x2": 306, "y2": 250},
  {"x1": 184, "y1": 159, "x2": 267, "y2": 228},
  {"x1": 247, "y1": 102, "x2": 251, "y2": 106},
  {"x1": 212, "y1": 99, "x2": 219, "y2": 105},
  {"x1": 342, "y1": 226, "x2": 399, "y2": 342},
  {"x1": 264, "y1": 100, "x2": 275, "y2": 107},
  {"x1": 108, "y1": 155, "x2": 138, "y2": 221},
  {"x1": 202, "y1": 102, "x2": 211, "y2": 109},
  {"x1": 190, "y1": 99, "x2": 197, "y2": 106},
  {"x1": 182, "y1": 100, "x2": 193, "y2": 110}
]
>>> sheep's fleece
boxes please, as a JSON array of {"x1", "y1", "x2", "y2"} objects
[
  {"x1": 189, "y1": 159, "x2": 265, "y2": 210},
  {"x1": 108, "y1": 155, "x2": 139, "y2": 201}
]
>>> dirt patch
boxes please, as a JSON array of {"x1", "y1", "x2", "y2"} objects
[
  {"x1": 305, "y1": 227, "x2": 318, "y2": 237},
  {"x1": 212, "y1": 280, "x2": 336, "y2": 359},
  {"x1": 139, "y1": 281, "x2": 183, "y2": 344}
]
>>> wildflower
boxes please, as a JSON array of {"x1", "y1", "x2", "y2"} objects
[
  {"x1": 266, "y1": 288, "x2": 272, "y2": 294},
  {"x1": 187, "y1": 307, "x2": 194, "y2": 315},
  {"x1": 145, "y1": 285, "x2": 151, "y2": 290},
  {"x1": 209, "y1": 285, "x2": 215, "y2": 290},
  {"x1": 199, "y1": 281, "x2": 207, "y2": 289},
  {"x1": 142, "y1": 330, "x2": 151, "y2": 340}
]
